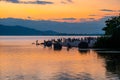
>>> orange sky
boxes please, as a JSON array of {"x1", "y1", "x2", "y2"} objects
[{"x1": 0, "y1": 0, "x2": 120, "y2": 22}]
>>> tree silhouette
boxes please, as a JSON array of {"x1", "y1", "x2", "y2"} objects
[
  {"x1": 95, "y1": 14, "x2": 120, "y2": 48},
  {"x1": 103, "y1": 15, "x2": 120, "y2": 35}
]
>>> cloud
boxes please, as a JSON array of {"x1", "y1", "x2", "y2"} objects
[
  {"x1": 100, "y1": 9, "x2": 115, "y2": 12},
  {"x1": 88, "y1": 18, "x2": 95, "y2": 20},
  {"x1": 89, "y1": 14, "x2": 97, "y2": 16},
  {"x1": 0, "y1": 0, "x2": 19, "y2": 3},
  {"x1": 79, "y1": 18, "x2": 87, "y2": 22},
  {"x1": 27, "y1": 16, "x2": 31, "y2": 19},
  {"x1": 80, "y1": 18, "x2": 95, "y2": 22},
  {"x1": 62, "y1": 18, "x2": 76, "y2": 20},
  {"x1": 22, "y1": 1, "x2": 54, "y2": 4},
  {"x1": 67, "y1": 0, "x2": 73, "y2": 3},
  {"x1": 61, "y1": 0, "x2": 73, "y2": 4},
  {"x1": 118, "y1": 10, "x2": 120, "y2": 12},
  {"x1": 53, "y1": 18, "x2": 77, "y2": 22},
  {"x1": 0, "y1": 0, "x2": 54, "y2": 4}
]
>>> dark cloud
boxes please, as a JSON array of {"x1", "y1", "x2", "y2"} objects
[
  {"x1": 118, "y1": 10, "x2": 120, "y2": 12},
  {"x1": 67, "y1": 0, "x2": 73, "y2": 3},
  {"x1": 27, "y1": 16, "x2": 31, "y2": 19},
  {"x1": 0, "y1": 0, "x2": 19, "y2": 3},
  {"x1": 62, "y1": 18, "x2": 76, "y2": 20},
  {"x1": 0, "y1": 0, "x2": 54, "y2": 4},
  {"x1": 9, "y1": 0, "x2": 19, "y2": 3},
  {"x1": 22, "y1": 1, "x2": 54, "y2": 4},
  {"x1": 100, "y1": 9, "x2": 115, "y2": 12}
]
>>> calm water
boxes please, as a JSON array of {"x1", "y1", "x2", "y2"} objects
[{"x1": 0, "y1": 36, "x2": 120, "y2": 80}]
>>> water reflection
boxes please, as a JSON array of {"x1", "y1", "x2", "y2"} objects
[
  {"x1": 1, "y1": 36, "x2": 120, "y2": 80},
  {"x1": 53, "y1": 72, "x2": 94, "y2": 80},
  {"x1": 0, "y1": 46, "x2": 107, "y2": 80},
  {"x1": 97, "y1": 52, "x2": 120, "y2": 80},
  {"x1": 78, "y1": 49, "x2": 90, "y2": 54}
]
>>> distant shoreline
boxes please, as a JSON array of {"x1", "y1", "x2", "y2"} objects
[{"x1": 0, "y1": 34, "x2": 103, "y2": 36}]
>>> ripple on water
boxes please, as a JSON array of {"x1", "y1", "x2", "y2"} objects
[{"x1": 52, "y1": 72, "x2": 94, "y2": 80}]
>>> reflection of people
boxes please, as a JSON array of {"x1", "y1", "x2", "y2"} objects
[
  {"x1": 36, "y1": 40, "x2": 39, "y2": 45},
  {"x1": 67, "y1": 43, "x2": 72, "y2": 51},
  {"x1": 67, "y1": 43, "x2": 71, "y2": 48},
  {"x1": 43, "y1": 40, "x2": 47, "y2": 47},
  {"x1": 78, "y1": 49, "x2": 89, "y2": 54},
  {"x1": 67, "y1": 47, "x2": 70, "y2": 51},
  {"x1": 53, "y1": 42, "x2": 62, "y2": 50}
]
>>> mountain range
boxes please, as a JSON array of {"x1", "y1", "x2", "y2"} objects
[
  {"x1": 0, "y1": 18, "x2": 108, "y2": 34},
  {"x1": 0, "y1": 24, "x2": 60, "y2": 35}
]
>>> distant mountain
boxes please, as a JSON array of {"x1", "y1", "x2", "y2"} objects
[
  {"x1": 0, "y1": 24, "x2": 59, "y2": 35},
  {"x1": 0, "y1": 18, "x2": 106, "y2": 34}
]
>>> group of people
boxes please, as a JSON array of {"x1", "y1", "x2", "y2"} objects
[{"x1": 34, "y1": 37, "x2": 98, "y2": 50}]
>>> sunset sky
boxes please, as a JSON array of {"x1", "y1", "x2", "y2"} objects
[
  {"x1": 0, "y1": 0, "x2": 120, "y2": 34},
  {"x1": 0, "y1": 0, "x2": 120, "y2": 22}
]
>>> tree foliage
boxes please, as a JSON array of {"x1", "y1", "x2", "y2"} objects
[
  {"x1": 95, "y1": 15, "x2": 120, "y2": 49},
  {"x1": 103, "y1": 15, "x2": 120, "y2": 35}
]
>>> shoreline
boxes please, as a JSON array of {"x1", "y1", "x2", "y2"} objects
[{"x1": 0, "y1": 34, "x2": 103, "y2": 36}]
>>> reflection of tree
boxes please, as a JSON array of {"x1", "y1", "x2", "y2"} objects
[
  {"x1": 78, "y1": 49, "x2": 90, "y2": 54},
  {"x1": 98, "y1": 53, "x2": 120, "y2": 79}
]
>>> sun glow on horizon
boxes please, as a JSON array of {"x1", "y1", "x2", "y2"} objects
[{"x1": 0, "y1": 0, "x2": 120, "y2": 22}]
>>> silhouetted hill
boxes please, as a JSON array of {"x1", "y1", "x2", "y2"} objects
[
  {"x1": 0, "y1": 18, "x2": 105, "y2": 34},
  {"x1": 0, "y1": 24, "x2": 59, "y2": 35}
]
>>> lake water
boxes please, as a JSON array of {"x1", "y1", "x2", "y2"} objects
[{"x1": 0, "y1": 36, "x2": 120, "y2": 80}]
